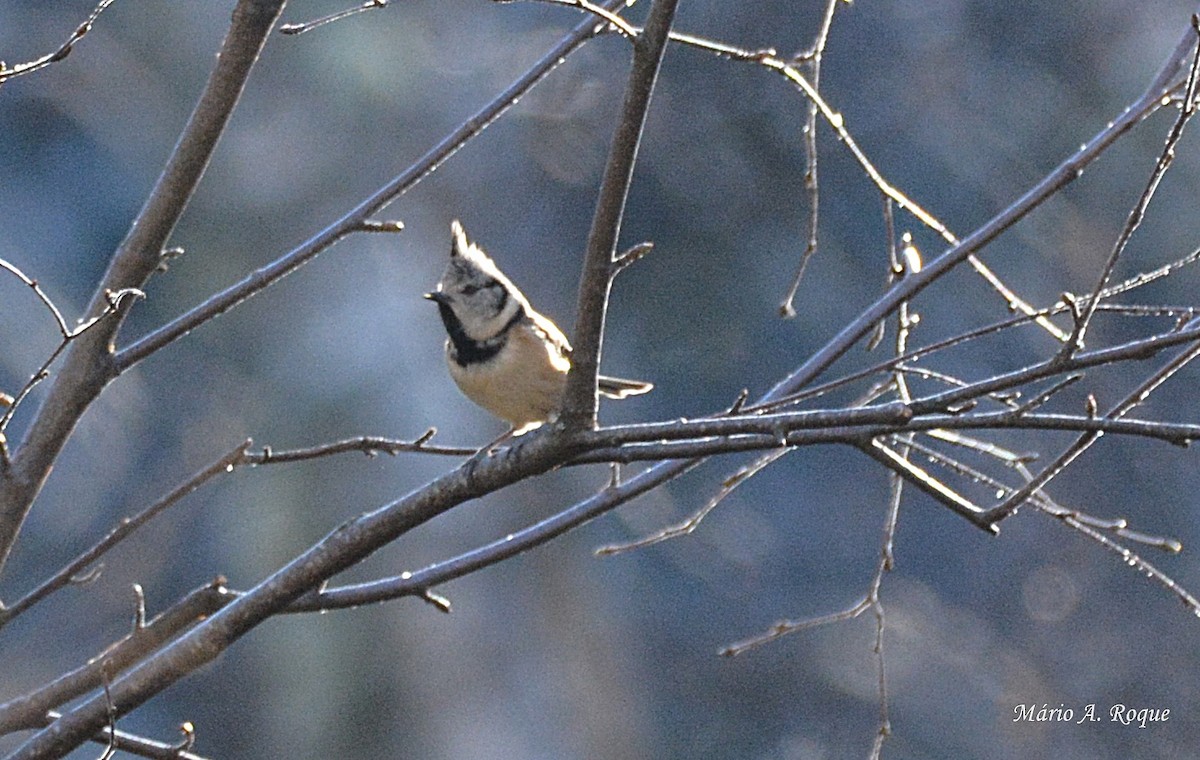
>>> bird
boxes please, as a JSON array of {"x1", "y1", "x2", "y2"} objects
[{"x1": 425, "y1": 220, "x2": 652, "y2": 435}]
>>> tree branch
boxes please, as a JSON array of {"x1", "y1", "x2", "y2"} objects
[
  {"x1": 0, "y1": 0, "x2": 287, "y2": 576},
  {"x1": 112, "y1": 0, "x2": 630, "y2": 375},
  {"x1": 0, "y1": 580, "x2": 232, "y2": 735},
  {"x1": 764, "y1": 17, "x2": 1199, "y2": 400},
  {"x1": 36, "y1": 711, "x2": 211, "y2": 760},
  {"x1": 6, "y1": 433, "x2": 574, "y2": 759},
  {"x1": 0, "y1": 0, "x2": 121, "y2": 84},
  {"x1": 0, "y1": 444, "x2": 250, "y2": 628},
  {"x1": 284, "y1": 453, "x2": 705, "y2": 612},
  {"x1": 559, "y1": 0, "x2": 679, "y2": 429}
]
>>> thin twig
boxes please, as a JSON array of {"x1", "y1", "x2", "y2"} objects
[
  {"x1": 980, "y1": 335, "x2": 1200, "y2": 526},
  {"x1": 902, "y1": 436, "x2": 1183, "y2": 553},
  {"x1": 668, "y1": 31, "x2": 1067, "y2": 341},
  {"x1": 1055, "y1": 513, "x2": 1200, "y2": 615},
  {"x1": 0, "y1": 257, "x2": 73, "y2": 336},
  {"x1": 779, "y1": 0, "x2": 843, "y2": 318},
  {"x1": 39, "y1": 712, "x2": 213, "y2": 760},
  {"x1": 0, "y1": 429, "x2": 473, "y2": 627},
  {"x1": 755, "y1": 298, "x2": 1188, "y2": 414},
  {"x1": 720, "y1": 598, "x2": 872, "y2": 656},
  {"x1": 756, "y1": 19, "x2": 1196, "y2": 402},
  {"x1": 279, "y1": 0, "x2": 389, "y2": 36},
  {"x1": 908, "y1": 322, "x2": 1200, "y2": 418},
  {"x1": 0, "y1": 444, "x2": 251, "y2": 628},
  {"x1": 100, "y1": 666, "x2": 117, "y2": 760},
  {"x1": 245, "y1": 432, "x2": 476, "y2": 464},
  {"x1": 520, "y1": 0, "x2": 640, "y2": 39},
  {"x1": 0, "y1": 0, "x2": 120, "y2": 83},
  {"x1": 593, "y1": 448, "x2": 786, "y2": 555},
  {"x1": 1060, "y1": 15, "x2": 1200, "y2": 356},
  {"x1": 0, "y1": 288, "x2": 144, "y2": 462}
]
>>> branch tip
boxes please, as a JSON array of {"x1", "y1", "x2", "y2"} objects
[
  {"x1": 421, "y1": 590, "x2": 452, "y2": 613},
  {"x1": 358, "y1": 219, "x2": 406, "y2": 233},
  {"x1": 69, "y1": 565, "x2": 104, "y2": 585},
  {"x1": 131, "y1": 583, "x2": 147, "y2": 630},
  {"x1": 726, "y1": 388, "x2": 750, "y2": 414},
  {"x1": 280, "y1": 0, "x2": 389, "y2": 36},
  {"x1": 175, "y1": 721, "x2": 197, "y2": 753},
  {"x1": 614, "y1": 240, "x2": 653, "y2": 272}
]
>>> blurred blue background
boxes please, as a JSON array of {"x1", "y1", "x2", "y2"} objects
[{"x1": 2, "y1": 1, "x2": 1200, "y2": 758}]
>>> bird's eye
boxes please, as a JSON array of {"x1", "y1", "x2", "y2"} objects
[{"x1": 460, "y1": 284, "x2": 480, "y2": 296}]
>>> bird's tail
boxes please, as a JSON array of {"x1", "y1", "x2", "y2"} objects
[{"x1": 597, "y1": 375, "x2": 654, "y2": 399}]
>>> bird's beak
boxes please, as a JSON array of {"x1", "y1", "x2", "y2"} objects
[{"x1": 424, "y1": 291, "x2": 448, "y2": 304}]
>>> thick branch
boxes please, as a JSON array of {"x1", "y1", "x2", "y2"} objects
[
  {"x1": 560, "y1": 0, "x2": 679, "y2": 428},
  {"x1": 7, "y1": 434, "x2": 573, "y2": 759},
  {"x1": 0, "y1": 0, "x2": 286, "y2": 575},
  {"x1": 287, "y1": 453, "x2": 705, "y2": 612},
  {"x1": 0, "y1": 581, "x2": 232, "y2": 735}
]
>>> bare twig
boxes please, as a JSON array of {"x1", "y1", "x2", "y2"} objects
[
  {"x1": 518, "y1": 0, "x2": 640, "y2": 39},
  {"x1": 668, "y1": 31, "x2": 1067, "y2": 341},
  {"x1": 0, "y1": 257, "x2": 74, "y2": 337},
  {"x1": 862, "y1": 439, "x2": 990, "y2": 528},
  {"x1": 0, "y1": 0, "x2": 120, "y2": 83},
  {"x1": 720, "y1": 598, "x2": 872, "y2": 656},
  {"x1": 0, "y1": 429, "x2": 474, "y2": 627},
  {"x1": 908, "y1": 322, "x2": 1200, "y2": 417},
  {"x1": 756, "y1": 299, "x2": 1187, "y2": 414},
  {"x1": 613, "y1": 241, "x2": 654, "y2": 272},
  {"x1": 114, "y1": 0, "x2": 629, "y2": 376},
  {"x1": 980, "y1": 335, "x2": 1200, "y2": 527},
  {"x1": 100, "y1": 666, "x2": 118, "y2": 760},
  {"x1": 902, "y1": 436, "x2": 1184, "y2": 554},
  {"x1": 279, "y1": 0, "x2": 389, "y2": 36},
  {"x1": 1056, "y1": 514, "x2": 1200, "y2": 616},
  {"x1": 354, "y1": 219, "x2": 406, "y2": 233},
  {"x1": 88, "y1": 719, "x2": 209, "y2": 760},
  {"x1": 1060, "y1": 15, "x2": 1200, "y2": 356},
  {"x1": 780, "y1": 0, "x2": 843, "y2": 318},
  {"x1": 174, "y1": 721, "x2": 198, "y2": 755},
  {"x1": 759, "y1": 19, "x2": 1196, "y2": 402},
  {"x1": 0, "y1": 444, "x2": 250, "y2": 628},
  {"x1": 594, "y1": 448, "x2": 786, "y2": 555},
  {"x1": 245, "y1": 432, "x2": 476, "y2": 464},
  {"x1": 0, "y1": 287, "x2": 143, "y2": 462}
]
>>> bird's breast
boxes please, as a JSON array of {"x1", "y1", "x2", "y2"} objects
[{"x1": 446, "y1": 325, "x2": 570, "y2": 429}]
